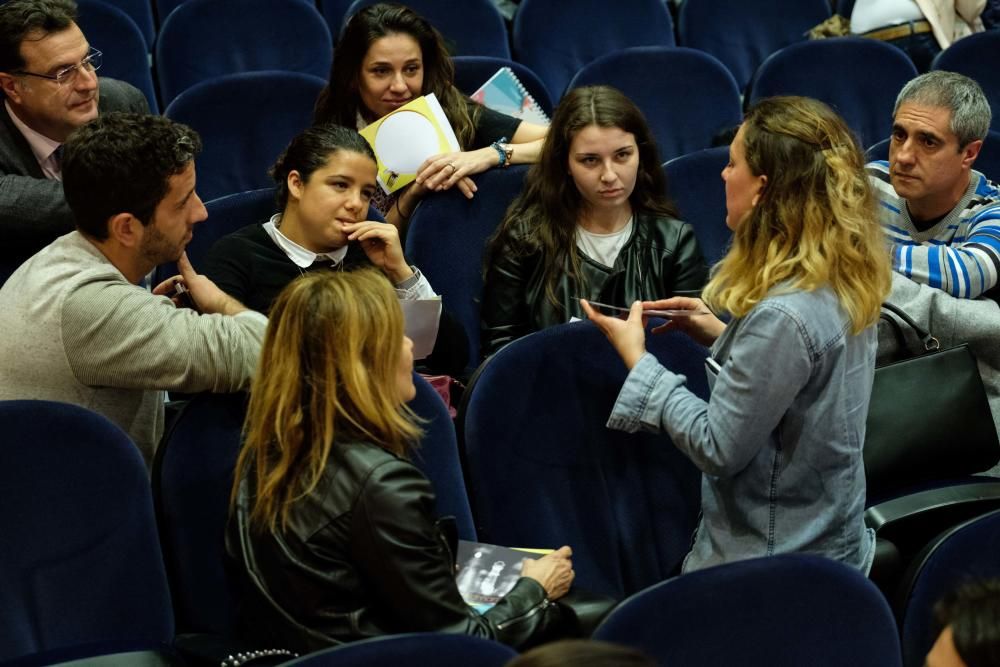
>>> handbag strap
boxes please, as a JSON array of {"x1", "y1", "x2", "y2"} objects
[{"x1": 880, "y1": 302, "x2": 940, "y2": 352}]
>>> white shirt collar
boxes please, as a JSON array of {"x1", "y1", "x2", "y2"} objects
[
  {"x1": 263, "y1": 213, "x2": 349, "y2": 269},
  {"x1": 5, "y1": 99, "x2": 62, "y2": 178}
]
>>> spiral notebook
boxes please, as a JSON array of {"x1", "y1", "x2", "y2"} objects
[{"x1": 470, "y1": 67, "x2": 550, "y2": 126}]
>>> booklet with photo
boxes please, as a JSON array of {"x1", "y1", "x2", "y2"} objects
[
  {"x1": 470, "y1": 67, "x2": 550, "y2": 126},
  {"x1": 455, "y1": 540, "x2": 553, "y2": 613},
  {"x1": 359, "y1": 93, "x2": 461, "y2": 195}
]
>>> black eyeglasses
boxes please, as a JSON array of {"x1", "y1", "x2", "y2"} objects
[{"x1": 13, "y1": 48, "x2": 102, "y2": 86}]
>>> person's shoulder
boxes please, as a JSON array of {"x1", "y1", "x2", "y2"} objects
[
  {"x1": 756, "y1": 286, "x2": 849, "y2": 347},
  {"x1": 97, "y1": 78, "x2": 148, "y2": 112},
  {"x1": 336, "y1": 441, "x2": 428, "y2": 497},
  {"x1": 970, "y1": 170, "x2": 1000, "y2": 205},
  {"x1": 634, "y1": 211, "x2": 693, "y2": 244},
  {"x1": 211, "y1": 223, "x2": 275, "y2": 255},
  {"x1": 865, "y1": 160, "x2": 892, "y2": 190}
]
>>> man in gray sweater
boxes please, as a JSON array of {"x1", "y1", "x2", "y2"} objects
[{"x1": 0, "y1": 113, "x2": 266, "y2": 464}]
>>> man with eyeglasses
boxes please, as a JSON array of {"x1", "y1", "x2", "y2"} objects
[{"x1": 0, "y1": 0, "x2": 148, "y2": 270}]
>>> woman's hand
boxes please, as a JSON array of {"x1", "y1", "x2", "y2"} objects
[
  {"x1": 520, "y1": 546, "x2": 574, "y2": 600},
  {"x1": 343, "y1": 220, "x2": 413, "y2": 284},
  {"x1": 645, "y1": 297, "x2": 726, "y2": 346},
  {"x1": 581, "y1": 299, "x2": 648, "y2": 370},
  {"x1": 415, "y1": 149, "x2": 494, "y2": 198}
]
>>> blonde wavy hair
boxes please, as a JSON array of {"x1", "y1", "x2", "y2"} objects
[
  {"x1": 232, "y1": 269, "x2": 422, "y2": 532},
  {"x1": 702, "y1": 96, "x2": 891, "y2": 333}
]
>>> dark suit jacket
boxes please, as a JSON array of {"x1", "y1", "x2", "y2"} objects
[{"x1": 0, "y1": 78, "x2": 148, "y2": 263}]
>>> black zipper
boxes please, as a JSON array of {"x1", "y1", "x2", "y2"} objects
[{"x1": 496, "y1": 596, "x2": 551, "y2": 630}]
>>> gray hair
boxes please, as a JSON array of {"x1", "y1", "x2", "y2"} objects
[{"x1": 894, "y1": 71, "x2": 991, "y2": 148}]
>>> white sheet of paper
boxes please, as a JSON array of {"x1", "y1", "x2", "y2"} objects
[
  {"x1": 401, "y1": 298, "x2": 442, "y2": 360},
  {"x1": 375, "y1": 112, "x2": 442, "y2": 174}
]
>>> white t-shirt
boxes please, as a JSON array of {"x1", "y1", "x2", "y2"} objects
[
  {"x1": 850, "y1": 0, "x2": 924, "y2": 33},
  {"x1": 575, "y1": 216, "x2": 634, "y2": 268}
]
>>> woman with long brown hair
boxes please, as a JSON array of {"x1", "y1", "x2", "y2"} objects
[
  {"x1": 481, "y1": 85, "x2": 708, "y2": 358},
  {"x1": 227, "y1": 269, "x2": 575, "y2": 652},
  {"x1": 314, "y1": 3, "x2": 547, "y2": 229}
]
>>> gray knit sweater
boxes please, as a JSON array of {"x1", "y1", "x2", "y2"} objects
[{"x1": 0, "y1": 232, "x2": 267, "y2": 464}]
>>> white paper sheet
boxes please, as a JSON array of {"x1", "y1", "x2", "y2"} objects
[{"x1": 401, "y1": 298, "x2": 442, "y2": 360}]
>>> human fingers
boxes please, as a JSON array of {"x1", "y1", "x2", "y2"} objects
[
  {"x1": 456, "y1": 176, "x2": 477, "y2": 199},
  {"x1": 642, "y1": 296, "x2": 704, "y2": 311},
  {"x1": 416, "y1": 157, "x2": 454, "y2": 190},
  {"x1": 152, "y1": 274, "x2": 183, "y2": 296},
  {"x1": 177, "y1": 252, "x2": 196, "y2": 282}
]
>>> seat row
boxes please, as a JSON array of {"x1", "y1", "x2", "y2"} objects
[
  {"x1": 83, "y1": 0, "x2": 1000, "y2": 144},
  {"x1": 2, "y1": 359, "x2": 999, "y2": 664},
  {"x1": 92, "y1": 26, "x2": 1000, "y2": 203}
]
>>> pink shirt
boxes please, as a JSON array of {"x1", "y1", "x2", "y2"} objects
[{"x1": 5, "y1": 100, "x2": 62, "y2": 181}]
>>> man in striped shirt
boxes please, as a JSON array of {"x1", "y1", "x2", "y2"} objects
[{"x1": 868, "y1": 71, "x2": 999, "y2": 300}]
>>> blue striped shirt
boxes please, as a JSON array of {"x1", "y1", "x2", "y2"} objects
[{"x1": 868, "y1": 161, "x2": 1000, "y2": 299}]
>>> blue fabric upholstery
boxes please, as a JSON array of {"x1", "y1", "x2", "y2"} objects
[
  {"x1": 341, "y1": 0, "x2": 510, "y2": 59},
  {"x1": 282, "y1": 633, "x2": 516, "y2": 666},
  {"x1": 663, "y1": 147, "x2": 731, "y2": 266},
  {"x1": 452, "y1": 55, "x2": 554, "y2": 118},
  {"x1": 152, "y1": 392, "x2": 247, "y2": 635},
  {"x1": 513, "y1": 0, "x2": 675, "y2": 102},
  {"x1": 568, "y1": 47, "x2": 741, "y2": 162},
  {"x1": 76, "y1": 0, "x2": 159, "y2": 113},
  {"x1": 99, "y1": 0, "x2": 156, "y2": 48},
  {"x1": 155, "y1": 0, "x2": 332, "y2": 105},
  {"x1": 319, "y1": 0, "x2": 354, "y2": 38},
  {"x1": 898, "y1": 508, "x2": 1000, "y2": 667},
  {"x1": 404, "y1": 165, "x2": 529, "y2": 371},
  {"x1": 594, "y1": 554, "x2": 902, "y2": 667},
  {"x1": 678, "y1": 0, "x2": 831, "y2": 92},
  {"x1": 154, "y1": 0, "x2": 184, "y2": 23},
  {"x1": 461, "y1": 321, "x2": 705, "y2": 599},
  {"x1": 867, "y1": 130, "x2": 1000, "y2": 184},
  {"x1": 0, "y1": 400, "x2": 173, "y2": 662},
  {"x1": 747, "y1": 38, "x2": 918, "y2": 148},
  {"x1": 408, "y1": 374, "x2": 477, "y2": 541},
  {"x1": 933, "y1": 31, "x2": 1000, "y2": 133},
  {"x1": 163, "y1": 71, "x2": 326, "y2": 202}
]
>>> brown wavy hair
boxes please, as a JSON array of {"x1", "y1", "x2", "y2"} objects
[
  {"x1": 313, "y1": 3, "x2": 479, "y2": 149},
  {"x1": 232, "y1": 269, "x2": 421, "y2": 532},
  {"x1": 484, "y1": 85, "x2": 677, "y2": 312},
  {"x1": 702, "y1": 96, "x2": 891, "y2": 333}
]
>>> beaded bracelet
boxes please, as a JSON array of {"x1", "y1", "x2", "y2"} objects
[{"x1": 491, "y1": 136, "x2": 512, "y2": 168}]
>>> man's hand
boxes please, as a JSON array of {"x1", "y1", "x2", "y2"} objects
[
  {"x1": 344, "y1": 220, "x2": 414, "y2": 284},
  {"x1": 152, "y1": 252, "x2": 248, "y2": 316}
]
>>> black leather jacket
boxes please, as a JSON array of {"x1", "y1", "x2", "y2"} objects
[
  {"x1": 481, "y1": 213, "x2": 709, "y2": 357},
  {"x1": 226, "y1": 440, "x2": 555, "y2": 654}
]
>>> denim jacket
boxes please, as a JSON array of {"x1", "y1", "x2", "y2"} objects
[{"x1": 607, "y1": 286, "x2": 876, "y2": 573}]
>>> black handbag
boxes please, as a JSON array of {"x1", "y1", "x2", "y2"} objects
[{"x1": 864, "y1": 302, "x2": 1000, "y2": 498}]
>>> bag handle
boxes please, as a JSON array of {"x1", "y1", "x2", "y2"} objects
[{"x1": 880, "y1": 302, "x2": 940, "y2": 352}]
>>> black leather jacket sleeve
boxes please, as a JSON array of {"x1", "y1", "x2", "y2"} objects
[
  {"x1": 480, "y1": 245, "x2": 538, "y2": 358},
  {"x1": 349, "y1": 458, "x2": 552, "y2": 646},
  {"x1": 667, "y1": 220, "x2": 711, "y2": 295}
]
